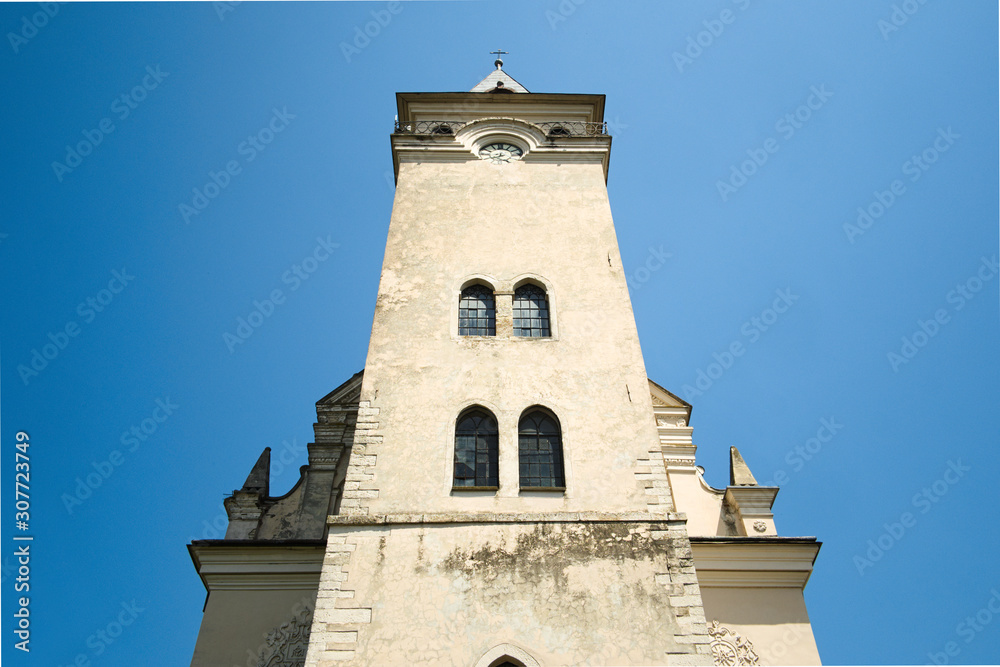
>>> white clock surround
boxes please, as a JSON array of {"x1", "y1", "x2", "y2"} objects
[{"x1": 459, "y1": 118, "x2": 539, "y2": 162}]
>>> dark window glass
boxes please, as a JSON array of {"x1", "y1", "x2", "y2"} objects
[
  {"x1": 518, "y1": 410, "x2": 564, "y2": 488},
  {"x1": 513, "y1": 284, "x2": 550, "y2": 337},
  {"x1": 459, "y1": 285, "x2": 496, "y2": 336},
  {"x1": 454, "y1": 409, "x2": 499, "y2": 487}
]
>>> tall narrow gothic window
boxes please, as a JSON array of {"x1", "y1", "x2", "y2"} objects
[
  {"x1": 518, "y1": 410, "x2": 564, "y2": 488},
  {"x1": 513, "y1": 284, "x2": 550, "y2": 337},
  {"x1": 454, "y1": 408, "x2": 499, "y2": 487},
  {"x1": 459, "y1": 285, "x2": 496, "y2": 336}
]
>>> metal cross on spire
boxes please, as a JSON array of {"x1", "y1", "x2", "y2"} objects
[{"x1": 490, "y1": 49, "x2": 508, "y2": 69}]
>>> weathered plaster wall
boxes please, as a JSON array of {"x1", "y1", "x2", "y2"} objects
[
  {"x1": 344, "y1": 157, "x2": 665, "y2": 517},
  {"x1": 306, "y1": 517, "x2": 713, "y2": 666}
]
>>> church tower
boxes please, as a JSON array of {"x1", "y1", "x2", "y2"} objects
[{"x1": 188, "y1": 58, "x2": 823, "y2": 667}]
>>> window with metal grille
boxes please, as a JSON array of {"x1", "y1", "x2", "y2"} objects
[
  {"x1": 454, "y1": 408, "x2": 499, "y2": 488},
  {"x1": 518, "y1": 410, "x2": 564, "y2": 488},
  {"x1": 459, "y1": 285, "x2": 496, "y2": 336},
  {"x1": 513, "y1": 284, "x2": 550, "y2": 337}
]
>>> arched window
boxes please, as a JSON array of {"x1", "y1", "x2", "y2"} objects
[
  {"x1": 513, "y1": 284, "x2": 550, "y2": 337},
  {"x1": 459, "y1": 285, "x2": 496, "y2": 336},
  {"x1": 454, "y1": 408, "x2": 499, "y2": 488},
  {"x1": 476, "y1": 644, "x2": 539, "y2": 667},
  {"x1": 518, "y1": 410, "x2": 564, "y2": 488},
  {"x1": 475, "y1": 645, "x2": 540, "y2": 667}
]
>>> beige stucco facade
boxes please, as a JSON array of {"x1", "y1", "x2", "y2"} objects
[
  {"x1": 188, "y1": 65, "x2": 823, "y2": 667},
  {"x1": 351, "y1": 144, "x2": 666, "y2": 518}
]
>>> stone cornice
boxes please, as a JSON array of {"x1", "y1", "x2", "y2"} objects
[
  {"x1": 327, "y1": 511, "x2": 689, "y2": 526},
  {"x1": 188, "y1": 543, "x2": 324, "y2": 592},
  {"x1": 724, "y1": 486, "x2": 779, "y2": 514},
  {"x1": 690, "y1": 537, "x2": 821, "y2": 588},
  {"x1": 392, "y1": 145, "x2": 610, "y2": 160},
  {"x1": 395, "y1": 91, "x2": 607, "y2": 125},
  {"x1": 390, "y1": 135, "x2": 611, "y2": 161}
]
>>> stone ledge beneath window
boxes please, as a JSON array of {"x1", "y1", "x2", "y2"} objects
[
  {"x1": 454, "y1": 334, "x2": 559, "y2": 342},
  {"x1": 450, "y1": 486, "x2": 499, "y2": 494},
  {"x1": 518, "y1": 487, "x2": 565, "y2": 495},
  {"x1": 327, "y1": 511, "x2": 689, "y2": 526}
]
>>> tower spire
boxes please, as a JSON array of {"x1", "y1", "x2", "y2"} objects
[
  {"x1": 490, "y1": 48, "x2": 508, "y2": 69},
  {"x1": 239, "y1": 447, "x2": 271, "y2": 496}
]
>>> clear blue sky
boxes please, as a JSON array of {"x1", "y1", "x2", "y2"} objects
[{"x1": 1, "y1": 2, "x2": 997, "y2": 665}]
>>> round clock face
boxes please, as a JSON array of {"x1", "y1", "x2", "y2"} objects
[{"x1": 479, "y1": 142, "x2": 523, "y2": 164}]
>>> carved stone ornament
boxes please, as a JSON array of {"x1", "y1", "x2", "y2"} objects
[
  {"x1": 709, "y1": 620, "x2": 760, "y2": 666},
  {"x1": 255, "y1": 607, "x2": 313, "y2": 667},
  {"x1": 753, "y1": 520, "x2": 767, "y2": 533},
  {"x1": 721, "y1": 501, "x2": 738, "y2": 537}
]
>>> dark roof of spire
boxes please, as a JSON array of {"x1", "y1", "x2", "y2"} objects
[{"x1": 240, "y1": 447, "x2": 271, "y2": 496}]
